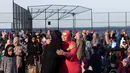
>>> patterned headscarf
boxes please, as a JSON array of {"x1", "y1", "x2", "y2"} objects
[{"x1": 13, "y1": 37, "x2": 19, "y2": 44}]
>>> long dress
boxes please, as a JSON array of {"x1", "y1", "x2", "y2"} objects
[
  {"x1": 88, "y1": 53, "x2": 102, "y2": 73},
  {"x1": 41, "y1": 30, "x2": 62, "y2": 73},
  {"x1": 14, "y1": 45, "x2": 25, "y2": 73},
  {"x1": 59, "y1": 41, "x2": 82, "y2": 73},
  {"x1": 117, "y1": 49, "x2": 127, "y2": 73},
  {"x1": 26, "y1": 42, "x2": 38, "y2": 65}
]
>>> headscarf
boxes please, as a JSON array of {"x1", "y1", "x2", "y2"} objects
[
  {"x1": 92, "y1": 33, "x2": 99, "y2": 47},
  {"x1": 74, "y1": 30, "x2": 78, "y2": 34},
  {"x1": 76, "y1": 32, "x2": 85, "y2": 61},
  {"x1": 41, "y1": 30, "x2": 62, "y2": 73},
  {"x1": 51, "y1": 30, "x2": 62, "y2": 50},
  {"x1": 31, "y1": 35, "x2": 37, "y2": 44},
  {"x1": 35, "y1": 32, "x2": 39, "y2": 36},
  {"x1": 63, "y1": 30, "x2": 71, "y2": 42},
  {"x1": 76, "y1": 32, "x2": 83, "y2": 40},
  {"x1": 4, "y1": 44, "x2": 15, "y2": 57},
  {"x1": 46, "y1": 30, "x2": 51, "y2": 39},
  {"x1": 92, "y1": 30, "x2": 96, "y2": 33},
  {"x1": 5, "y1": 39, "x2": 13, "y2": 48},
  {"x1": 52, "y1": 30, "x2": 62, "y2": 41},
  {"x1": 13, "y1": 37, "x2": 19, "y2": 44}
]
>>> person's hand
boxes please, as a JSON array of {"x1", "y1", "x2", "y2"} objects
[
  {"x1": 122, "y1": 61, "x2": 127, "y2": 67},
  {"x1": 46, "y1": 39, "x2": 51, "y2": 44},
  {"x1": 93, "y1": 44, "x2": 97, "y2": 47},
  {"x1": 56, "y1": 49, "x2": 64, "y2": 55},
  {"x1": 67, "y1": 44, "x2": 76, "y2": 51},
  {"x1": 56, "y1": 50, "x2": 61, "y2": 55},
  {"x1": 128, "y1": 55, "x2": 130, "y2": 58},
  {"x1": 101, "y1": 56, "x2": 104, "y2": 59},
  {"x1": 18, "y1": 64, "x2": 22, "y2": 68}
]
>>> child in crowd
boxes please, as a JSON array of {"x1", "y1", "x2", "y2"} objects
[{"x1": 0, "y1": 44, "x2": 17, "y2": 73}]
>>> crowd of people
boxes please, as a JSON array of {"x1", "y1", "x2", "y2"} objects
[{"x1": 0, "y1": 29, "x2": 129, "y2": 73}]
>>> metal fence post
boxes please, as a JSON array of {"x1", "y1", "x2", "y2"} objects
[
  {"x1": 72, "y1": 13, "x2": 76, "y2": 32},
  {"x1": 91, "y1": 9, "x2": 93, "y2": 30},
  {"x1": 125, "y1": 12, "x2": 127, "y2": 32},
  {"x1": 58, "y1": 9, "x2": 60, "y2": 30},
  {"x1": 108, "y1": 12, "x2": 110, "y2": 30},
  {"x1": 45, "y1": 9, "x2": 47, "y2": 32}
]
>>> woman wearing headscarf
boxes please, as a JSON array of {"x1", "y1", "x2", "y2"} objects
[
  {"x1": 0, "y1": 44, "x2": 17, "y2": 73},
  {"x1": 26, "y1": 35, "x2": 39, "y2": 73},
  {"x1": 75, "y1": 32, "x2": 86, "y2": 72},
  {"x1": 75, "y1": 32, "x2": 85, "y2": 62},
  {"x1": 57, "y1": 30, "x2": 82, "y2": 73},
  {"x1": 36, "y1": 33, "x2": 42, "y2": 57},
  {"x1": 35, "y1": 33, "x2": 42, "y2": 72},
  {"x1": 117, "y1": 47, "x2": 127, "y2": 73},
  {"x1": 116, "y1": 30, "x2": 121, "y2": 48},
  {"x1": 82, "y1": 30, "x2": 86, "y2": 40},
  {"x1": 122, "y1": 47, "x2": 130, "y2": 73},
  {"x1": 13, "y1": 37, "x2": 25, "y2": 73},
  {"x1": 84, "y1": 32, "x2": 102, "y2": 73},
  {"x1": 1, "y1": 39, "x2": 13, "y2": 57},
  {"x1": 86, "y1": 50, "x2": 102, "y2": 73},
  {"x1": 125, "y1": 34, "x2": 130, "y2": 47},
  {"x1": 41, "y1": 32, "x2": 46, "y2": 46},
  {"x1": 91, "y1": 33, "x2": 99, "y2": 47},
  {"x1": 91, "y1": 33, "x2": 99, "y2": 53},
  {"x1": 0, "y1": 31, "x2": 8, "y2": 52},
  {"x1": 105, "y1": 29, "x2": 110, "y2": 45},
  {"x1": 5, "y1": 39, "x2": 13, "y2": 48},
  {"x1": 41, "y1": 30, "x2": 62, "y2": 73},
  {"x1": 46, "y1": 30, "x2": 51, "y2": 39}
]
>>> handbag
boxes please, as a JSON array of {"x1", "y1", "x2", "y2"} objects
[
  {"x1": 28, "y1": 57, "x2": 39, "y2": 73},
  {"x1": 28, "y1": 65, "x2": 36, "y2": 73}
]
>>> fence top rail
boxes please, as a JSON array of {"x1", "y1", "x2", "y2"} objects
[{"x1": 93, "y1": 12, "x2": 130, "y2": 14}]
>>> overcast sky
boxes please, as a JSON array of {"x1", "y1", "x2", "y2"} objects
[
  {"x1": 14, "y1": 0, "x2": 130, "y2": 12},
  {"x1": 1, "y1": 0, "x2": 130, "y2": 28}
]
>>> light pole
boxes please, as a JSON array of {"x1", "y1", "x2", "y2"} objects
[{"x1": 72, "y1": 13, "x2": 76, "y2": 32}]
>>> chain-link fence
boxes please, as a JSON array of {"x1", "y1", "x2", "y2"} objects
[
  {"x1": 28, "y1": 5, "x2": 92, "y2": 32},
  {"x1": 13, "y1": 2, "x2": 32, "y2": 32},
  {"x1": 0, "y1": 2, "x2": 32, "y2": 32},
  {"x1": 1, "y1": 5, "x2": 130, "y2": 33},
  {"x1": 93, "y1": 12, "x2": 130, "y2": 33}
]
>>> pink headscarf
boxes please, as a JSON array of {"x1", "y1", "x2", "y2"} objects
[
  {"x1": 74, "y1": 30, "x2": 78, "y2": 34},
  {"x1": 92, "y1": 30, "x2": 96, "y2": 33},
  {"x1": 63, "y1": 30, "x2": 71, "y2": 42},
  {"x1": 47, "y1": 30, "x2": 51, "y2": 35}
]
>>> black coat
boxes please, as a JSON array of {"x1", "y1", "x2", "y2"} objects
[
  {"x1": 88, "y1": 53, "x2": 102, "y2": 73},
  {"x1": 41, "y1": 30, "x2": 62, "y2": 73},
  {"x1": 26, "y1": 42, "x2": 38, "y2": 65}
]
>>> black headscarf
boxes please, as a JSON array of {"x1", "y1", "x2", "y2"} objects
[
  {"x1": 31, "y1": 35, "x2": 37, "y2": 44},
  {"x1": 51, "y1": 30, "x2": 62, "y2": 49},
  {"x1": 4, "y1": 44, "x2": 15, "y2": 57}
]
